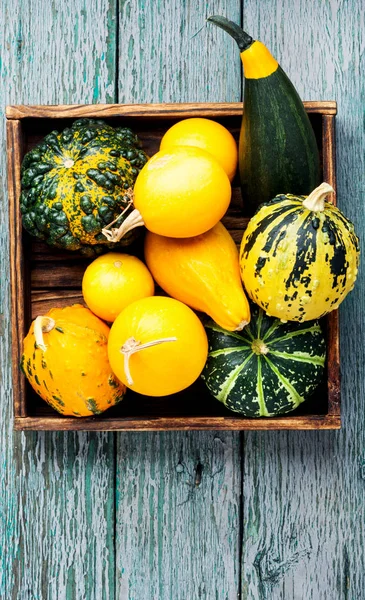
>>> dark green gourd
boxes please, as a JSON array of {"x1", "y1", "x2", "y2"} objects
[
  {"x1": 208, "y1": 16, "x2": 321, "y2": 215},
  {"x1": 20, "y1": 118, "x2": 148, "y2": 255},
  {"x1": 202, "y1": 305, "x2": 326, "y2": 417}
]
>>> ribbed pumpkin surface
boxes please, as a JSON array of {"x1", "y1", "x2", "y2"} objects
[
  {"x1": 202, "y1": 306, "x2": 326, "y2": 417},
  {"x1": 20, "y1": 118, "x2": 147, "y2": 255},
  {"x1": 240, "y1": 194, "x2": 360, "y2": 321}
]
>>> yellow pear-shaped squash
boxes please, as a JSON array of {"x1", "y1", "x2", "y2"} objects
[
  {"x1": 144, "y1": 222, "x2": 251, "y2": 331},
  {"x1": 22, "y1": 304, "x2": 126, "y2": 416},
  {"x1": 108, "y1": 296, "x2": 208, "y2": 396}
]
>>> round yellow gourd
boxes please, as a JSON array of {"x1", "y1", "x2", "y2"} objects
[
  {"x1": 108, "y1": 296, "x2": 208, "y2": 396},
  {"x1": 144, "y1": 222, "x2": 250, "y2": 331},
  {"x1": 160, "y1": 117, "x2": 238, "y2": 181},
  {"x1": 82, "y1": 252, "x2": 154, "y2": 322},
  {"x1": 102, "y1": 146, "x2": 231, "y2": 242},
  {"x1": 22, "y1": 304, "x2": 126, "y2": 416}
]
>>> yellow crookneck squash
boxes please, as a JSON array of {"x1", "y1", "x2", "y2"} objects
[
  {"x1": 22, "y1": 304, "x2": 126, "y2": 416},
  {"x1": 240, "y1": 183, "x2": 360, "y2": 322},
  {"x1": 144, "y1": 222, "x2": 251, "y2": 331}
]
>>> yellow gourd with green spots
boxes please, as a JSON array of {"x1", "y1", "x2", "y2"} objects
[
  {"x1": 22, "y1": 304, "x2": 126, "y2": 417},
  {"x1": 240, "y1": 183, "x2": 360, "y2": 321}
]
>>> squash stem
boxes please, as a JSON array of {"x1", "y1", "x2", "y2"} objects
[
  {"x1": 235, "y1": 319, "x2": 249, "y2": 331},
  {"x1": 102, "y1": 208, "x2": 145, "y2": 243},
  {"x1": 34, "y1": 316, "x2": 55, "y2": 351},
  {"x1": 302, "y1": 182, "x2": 335, "y2": 212},
  {"x1": 251, "y1": 339, "x2": 269, "y2": 355},
  {"x1": 207, "y1": 15, "x2": 254, "y2": 52},
  {"x1": 120, "y1": 336, "x2": 178, "y2": 386}
]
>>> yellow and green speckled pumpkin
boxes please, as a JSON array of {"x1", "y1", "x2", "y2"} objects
[
  {"x1": 240, "y1": 183, "x2": 360, "y2": 321},
  {"x1": 22, "y1": 304, "x2": 126, "y2": 417},
  {"x1": 20, "y1": 118, "x2": 148, "y2": 256}
]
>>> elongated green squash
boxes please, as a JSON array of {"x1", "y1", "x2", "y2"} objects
[
  {"x1": 202, "y1": 304, "x2": 326, "y2": 417},
  {"x1": 208, "y1": 16, "x2": 320, "y2": 215}
]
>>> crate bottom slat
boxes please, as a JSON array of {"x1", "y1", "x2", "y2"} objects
[{"x1": 14, "y1": 415, "x2": 341, "y2": 431}]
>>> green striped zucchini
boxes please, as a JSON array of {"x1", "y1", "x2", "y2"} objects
[
  {"x1": 202, "y1": 305, "x2": 326, "y2": 417},
  {"x1": 208, "y1": 15, "x2": 320, "y2": 215}
]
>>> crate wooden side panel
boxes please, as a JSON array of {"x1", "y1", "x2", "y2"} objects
[
  {"x1": 6, "y1": 100, "x2": 337, "y2": 120},
  {"x1": 13, "y1": 415, "x2": 340, "y2": 431},
  {"x1": 7, "y1": 119, "x2": 28, "y2": 417},
  {"x1": 321, "y1": 115, "x2": 340, "y2": 418},
  {"x1": 7, "y1": 102, "x2": 340, "y2": 431}
]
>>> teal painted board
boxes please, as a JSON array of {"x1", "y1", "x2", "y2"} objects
[
  {"x1": 0, "y1": 1, "x2": 117, "y2": 598},
  {"x1": 116, "y1": 433, "x2": 241, "y2": 599},
  {"x1": 239, "y1": 1, "x2": 365, "y2": 598},
  {"x1": 116, "y1": 1, "x2": 243, "y2": 598}
]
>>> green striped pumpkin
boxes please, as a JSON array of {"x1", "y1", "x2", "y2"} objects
[{"x1": 202, "y1": 305, "x2": 326, "y2": 417}]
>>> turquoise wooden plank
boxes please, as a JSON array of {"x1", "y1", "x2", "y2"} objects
[
  {"x1": 116, "y1": 1, "x2": 242, "y2": 598},
  {"x1": 0, "y1": 1, "x2": 117, "y2": 598},
  {"x1": 238, "y1": 1, "x2": 365, "y2": 598}
]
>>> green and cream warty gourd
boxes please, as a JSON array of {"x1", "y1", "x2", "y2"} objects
[{"x1": 20, "y1": 118, "x2": 148, "y2": 255}]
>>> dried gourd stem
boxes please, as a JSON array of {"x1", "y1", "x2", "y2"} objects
[
  {"x1": 120, "y1": 336, "x2": 178, "y2": 386},
  {"x1": 302, "y1": 182, "x2": 335, "y2": 212},
  {"x1": 34, "y1": 316, "x2": 55, "y2": 351},
  {"x1": 235, "y1": 319, "x2": 249, "y2": 331},
  {"x1": 101, "y1": 188, "x2": 145, "y2": 243},
  {"x1": 102, "y1": 209, "x2": 145, "y2": 243}
]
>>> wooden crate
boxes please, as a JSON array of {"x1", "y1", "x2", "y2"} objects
[{"x1": 6, "y1": 101, "x2": 340, "y2": 431}]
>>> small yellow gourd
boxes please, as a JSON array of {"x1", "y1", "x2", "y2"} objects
[
  {"x1": 108, "y1": 296, "x2": 208, "y2": 396},
  {"x1": 144, "y1": 222, "x2": 251, "y2": 331},
  {"x1": 102, "y1": 146, "x2": 231, "y2": 242},
  {"x1": 82, "y1": 252, "x2": 154, "y2": 322},
  {"x1": 22, "y1": 304, "x2": 126, "y2": 416}
]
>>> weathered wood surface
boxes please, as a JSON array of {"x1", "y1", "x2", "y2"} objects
[
  {"x1": 116, "y1": 1, "x2": 243, "y2": 598},
  {"x1": 240, "y1": 1, "x2": 365, "y2": 598},
  {"x1": 0, "y1": 1, "x2": 117, "y2": 598},
  {"x1": 1, "y1": 0, "x2": 364, "y2": 599}
]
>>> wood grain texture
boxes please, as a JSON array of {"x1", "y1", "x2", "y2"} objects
[
  {"x1": 0, "y1": 1, "x2": 117, "y2": 598},
  {"x1": 14, "y1": 415, "x2": 341, "y2": 432},
  {"x1": 240, "y1": 1, "x2": 365, "y2": 597},
  {"x1": 5, "y1": 100, "x2": 337, "y2": 119},
  {"x1": 116, "y1": 432, "x2": 241, "y2": 599},
  {"x1": 116, "y1": 1, "x2": 243, "y2": 598},
  {"x1": 7, "y1": 120, "x2": 28, "y2": 417}
]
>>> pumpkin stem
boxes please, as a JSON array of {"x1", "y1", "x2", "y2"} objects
[
  {"x1": 207, "y1": 16, "x2": 254, "y2": 52},
  {"x1": 251, "y1": 339, "x2": 269, "y2": 355},
  {"x1": 302, "y1": 182, "x2": 335, "y2": 212},
  {"x1": 34, "y1": 316, "x2": 55, "y2": 351},
  {"x1": 120, "y1": 336, "x2": 178, "y2": 386},
  {"x1": 102, "y1": 208, "x2": 145, "y2": 243}
]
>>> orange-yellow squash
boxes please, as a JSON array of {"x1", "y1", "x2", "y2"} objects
[
  {"x1": 108, "y1": 296, "x2": 208, "y2": 396},
  {"x1": 144, "y1": 222, "x2": 251, "y2": 331},
  {"x1": 102, "y1": 146, "x2": 231, "y2": 242},
  {"x1": 22, "y1": 304, "x2": 126, "y2": 416}
]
